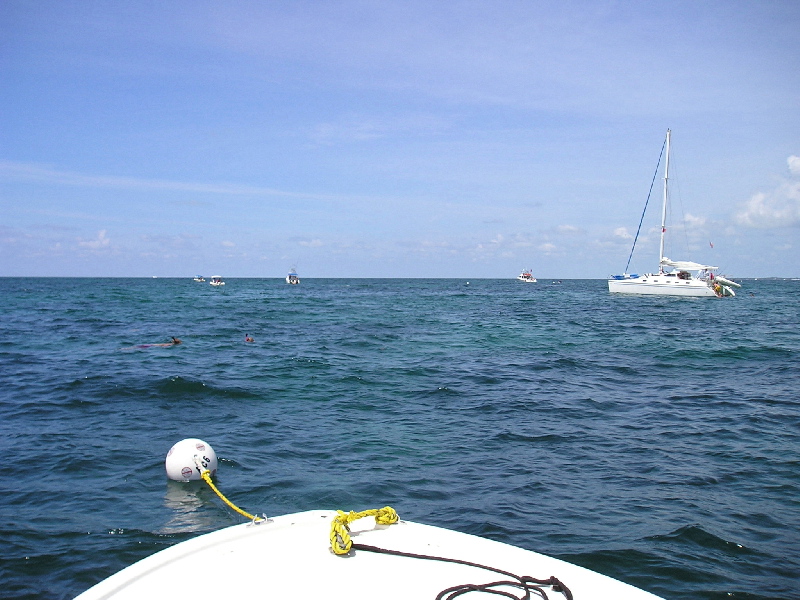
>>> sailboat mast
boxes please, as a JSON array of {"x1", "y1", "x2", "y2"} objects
[{"x1": 658, "y1": 129, "x2": 671, "y2": 272}]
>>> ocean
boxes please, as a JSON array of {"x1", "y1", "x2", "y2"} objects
[{"x1": 1, "y1": 277, "x2": 798, "y2": 599}]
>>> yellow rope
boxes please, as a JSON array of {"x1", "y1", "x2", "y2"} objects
[
  {"x1": 329, "y1": 506, "x2": 399, "y2": 555},
  {"x1": 200, "y1": 470, "x2": 265, "y2": 523}
]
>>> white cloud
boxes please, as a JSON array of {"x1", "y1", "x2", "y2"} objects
[
  {"x1": 788, "y1": 155, "x2": 800, "y2": 176},
  {"x1": 309, "y1": 113, "x2": 448, "y2": 147},
  {"x1": 0, "y1": 160, "x2": 335, "y2": 200},
  {"x1": 539, "y1": 242, "x2": 556, "y2": 254},
  {"x1": 613, "y1": 227, "x2": 633, "y2": 239},
  {"x1": 683, "y1": 213, "x2": 706, "y2": 228},
  {"x1": 299, "y1": 239, "x2": 323, "y2": 247},
  {"x1": 734, "y1": 157, "x2": 800, "y2": 228},
  {"x1": 310, "y1": 121, "x2": 383, "y2": 146},
  {"x1": 221, "y1": 240, "x2": 235, "y2": 247},
  {"x1": 78, "y1": 230, "x2": 110, "y2": 249}
]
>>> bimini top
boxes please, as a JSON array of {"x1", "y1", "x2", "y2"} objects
[{"x1": 660, "y1": 258, "x2": 718, "y2": 271}]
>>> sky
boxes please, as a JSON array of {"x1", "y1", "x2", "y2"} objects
[{"x1": 1, "y1": 1, "x2": 798, "y2": 278}]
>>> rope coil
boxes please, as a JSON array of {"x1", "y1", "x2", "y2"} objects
[
  {"x1": 352, "y1": 543, "x2": 574, "y2": 600},
  {"x1": 329, "y1": 506, "x2": 399, "y2": 555},
  {"x1": 330, "y1": 508, "x2": 572, "y2": 598}
]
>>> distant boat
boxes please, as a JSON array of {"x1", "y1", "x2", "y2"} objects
[
  {"x1": 193, "y1": 275, "x2": 205, "y2": 282},
  {"x1": 517, "y1": 270, "x2": 537, "y2": 283},
  {"x1": 209, "y1": 275, "x2": 225, "y2": 287},
  {"x1": 608, "y1": 129, "x2": 740, "y2": 298},
  {"x1": 286, "y1": 269, "x2": 300, "y2": 285}
]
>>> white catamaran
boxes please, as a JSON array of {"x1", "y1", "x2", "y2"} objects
[{"x1": 608, "y1": 129, "x2": 740, "y2": 298}]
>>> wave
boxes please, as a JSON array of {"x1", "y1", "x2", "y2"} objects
[
  {"x1": 665, "y1": 344, "x2": 795, "y2": 362},
  {"x1": 494, "y1": 431, "x2": 565, "y2": 444},
  {"x1": 88, "y1": 375, "x2": 262, "y2": 401},
  {"x1": 647, "y1": 525, "x2": 755, "y2": 555}
]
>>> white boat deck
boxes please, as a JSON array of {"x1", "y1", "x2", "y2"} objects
[{"x1": 76, "y1": 510, "x2": 664, "y2": 599}]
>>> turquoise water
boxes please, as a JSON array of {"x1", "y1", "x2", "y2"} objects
[{"x1": 1, "y1": 278, "x2": 798, "y2": 599}]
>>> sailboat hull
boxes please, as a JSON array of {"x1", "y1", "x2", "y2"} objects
[{"x1": 608, "y1": 276, "x2": 717, "y2": 297}]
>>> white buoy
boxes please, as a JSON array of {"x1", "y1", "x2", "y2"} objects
[{"x1": 165, "y1": 438, "x2": 218, "y2": 482}]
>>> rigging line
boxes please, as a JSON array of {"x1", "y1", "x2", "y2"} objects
[{"x1": 624, "y1": 136, "x2": 667, "y2": 274}]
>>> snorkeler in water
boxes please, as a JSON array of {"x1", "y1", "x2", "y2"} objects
[{"x1": 122, "y1": 337, "x2": 182, "y2": 350}]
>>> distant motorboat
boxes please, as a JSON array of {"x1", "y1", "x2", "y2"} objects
[
  {"x1": 517, "y1": 270, "x2": 537, "y2": 283},
  {"x1": 193, "y1": 275, "x2": 205, "y2": 282},
  {"x1": 608, "y1": 129, "x2": 740, "y2": 298},
  {"x1": 209, "y1": 276, "x2": 225, "y2": 287},
  {"x1": 286, "y1": 269, "x2": 300, "y2": 285}
]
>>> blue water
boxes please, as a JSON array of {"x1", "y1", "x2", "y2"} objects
[{"x1": 1, "y1": 278, "x2": 798, "y2": 599}]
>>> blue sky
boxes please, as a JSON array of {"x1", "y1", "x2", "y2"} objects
[{"x1": 2, "y1": 1, "x2": 798, "y2": 278}]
